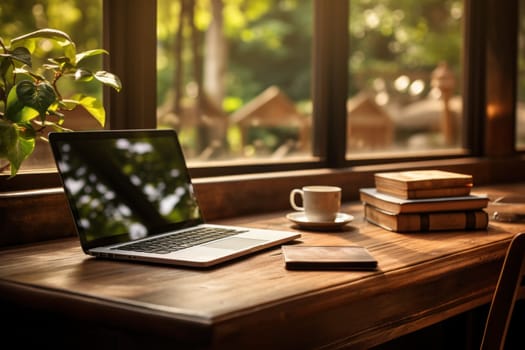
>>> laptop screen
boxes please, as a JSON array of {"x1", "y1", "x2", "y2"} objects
[{"x1": 49, "y1": 129, "x2": 205, "y2": 250}]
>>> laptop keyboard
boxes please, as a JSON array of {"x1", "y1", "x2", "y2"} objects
[{"x1": 114, "y1": 227, "x2": 247, "y2": 254}]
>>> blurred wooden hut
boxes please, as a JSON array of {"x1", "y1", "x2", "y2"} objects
[
  {"x1": 346, "y1": 92, "x2": 394, "y2": 150},
  {"x1": 230, "y1": 86, "x2": 310, "y2": 156}
]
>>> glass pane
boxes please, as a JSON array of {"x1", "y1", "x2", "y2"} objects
[
  {"x1": 347, "y1": 0, "x2": 464, "y2": 156},
  {"x1": 0, "y1": 0, "x2": 103, "y2": 173},
  {"x1": 518, "y1": 0, "x2": 525, "y2": 149},
  {"x1": 157, "y1": 0, "x2": 313, "y2": 165}
]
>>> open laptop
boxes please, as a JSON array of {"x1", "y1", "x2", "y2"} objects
[{"x1": 49, "y1": 129, "x2": 300, "y2": 267}]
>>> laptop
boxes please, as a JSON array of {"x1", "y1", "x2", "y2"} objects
[{"x1": 49, "y1": 129, "x2": 300, "y2": 267}]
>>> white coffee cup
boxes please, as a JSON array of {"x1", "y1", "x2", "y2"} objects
[{"x1": 289, "y1": 185, "x2": 341, "y2": 222}]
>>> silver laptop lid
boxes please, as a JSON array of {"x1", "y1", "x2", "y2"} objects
[{"x1": 49, "y1": 129, "x2": 205, "y2": 253}]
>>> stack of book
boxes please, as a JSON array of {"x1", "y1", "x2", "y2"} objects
[{"x1": 360, "y1": 170, "x2": 490, "y2": 232}]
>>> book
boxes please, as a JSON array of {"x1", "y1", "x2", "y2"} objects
[
  {"x1": 376, "y1": 185, "x2": 472, "y2": 199},
  {"x1": 374, "y1": 170, "x2": 473, "y2": 194},
  {"x1": 359, "y1": 188, "x2": 489, "y2": 214},
  {"x1": 364, "y1": 204, "x2": 489, "y2": 232},
  {"x1": 281, "y1": 245, "x2": 378, "y2": 270}
]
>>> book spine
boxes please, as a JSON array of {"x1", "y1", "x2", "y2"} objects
[
  {"x1": 359, "y1": 188, "x2": 489, "y2": 214},
  {"x1": 417, "y1": 211, "x2": 488, "y2": 231},
  {"x1": 364, "y1": 205, "x2": 489, "y2": 232},
  {"x1": 375, "y1": 186, "x2": 472, "y2": 199}
]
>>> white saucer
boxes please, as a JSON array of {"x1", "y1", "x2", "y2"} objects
[{"x1": 286, "y1": 212, "x2": 354, "y2": 230}]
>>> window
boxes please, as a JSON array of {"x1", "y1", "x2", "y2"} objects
[
  {"x1": 154, "y1": 0, "x2": 468, "y2": 176},
  {"x1": 347, "y1": 1, "x2": 464, "y2": 156},
  {"x1": 1, "y1": 0, "x2": 523, "y2": 194},
  {"x1": 157, "y1": 0, "x2": 314, "y2": 167},
  {"x1": 155, "y1": 1, "x2": 467, "y2": 169}
]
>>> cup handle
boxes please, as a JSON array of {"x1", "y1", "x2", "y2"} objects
[{"x1": 290, "y1": 189, "x2": 304, "y2": 211}]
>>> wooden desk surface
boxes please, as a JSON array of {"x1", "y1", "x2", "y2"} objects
[{"x1": 1, "y1": 183, "x2": 525, "y2": 349}]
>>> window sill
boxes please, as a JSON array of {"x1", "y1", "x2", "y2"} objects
[
  {"x1": 0, "y1": 187, "x2": 76, "y2": 247},
  {"x1": 2, "y1": 155, "x2": 525, "y2": 247}
]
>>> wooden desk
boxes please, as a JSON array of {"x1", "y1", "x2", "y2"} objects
[{"x1": 1, "y1": 184, "x2": 525, "y2": 349}]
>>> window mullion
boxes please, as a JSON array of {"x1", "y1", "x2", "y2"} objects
[
  {"x1": 103, "y1": 0, "x2": 157, "y2": 130},
  {"x1": 462, "y1": 0, "x2": 486, "y2": 156},
  {"x1": 485, "y1": 0, "x2": 518, "y2": 156},
  {"x1": 313, "y1": 0, "x2": 349, "y2": 167}
]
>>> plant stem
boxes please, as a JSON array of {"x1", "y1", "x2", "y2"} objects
[{"x1": 52, "y1": 71, "x2": 63, "y2": 100}]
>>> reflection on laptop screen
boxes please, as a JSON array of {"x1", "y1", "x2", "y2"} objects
[{"x1": 52, "y1": 130, "x2": 203, "y2": 247}]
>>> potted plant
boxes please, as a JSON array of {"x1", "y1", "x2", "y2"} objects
[{"x1": 0, "y1": 28, "x2": 121, "y2": 177}]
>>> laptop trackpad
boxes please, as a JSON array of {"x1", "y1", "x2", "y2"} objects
[{"x1": 203, "y1": 237, "x2": 266, "y2": 250}]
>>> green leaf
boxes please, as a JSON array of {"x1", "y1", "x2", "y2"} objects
[
  {"x1": 15, "y1": 38, "x2": 37, "y2": 54},
  {"x1": 75, "y1": 95, "x2": 105, "y2": 127},
  {"x1": 5, "y1": 86, "x2": 26, "y2": 121},
  {"x1": 11, "y1": 29, "x2": 77, "y2": 63},
  {"x1": 0, "y1": 119, "x2": 16, "y2": 158},
  {"x1": 11, "y1": 46, "x2": 32, "y2": 66},
  {"x1": 0, "y1": 47, "x2": 32, "y2": 67},
  {"x1": 0, "y1": 55, "x2": 12, "y2": 81},
  {"x1": 5, "y1": 84, "x2": 41, "y2": 122},
  {"x1": 0, "y1": 121, "x2": 35, "y2": 177},
  {"x1": 18, "y1": 106, "x2": 40, "y2": 122},
  {"x1": 74, "y1": 68, "x2": 94, "y2": 82},
  {"x1": 11, "y1": 28, "x2": 73, "y2": 46},
  {"x1": 76, "y1": 49, "x2": 108, "y2": 64},
  {"x1": 8, "y1": 127, "x2": 36, "y2": 177},
  {"x1": 94, "y1": 71, "x2": 122, "y2": 91},
  {"x1": 16, "y1": 80, "x2": 56, "y2": 117}
]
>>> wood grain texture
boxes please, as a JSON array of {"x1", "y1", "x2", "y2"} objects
[
  {"x1": 0, "y1": 188, "x2": 76, "y2": 246},
  {"x1": 1, "y1": 184, "x2": 525, "y2": 348}
]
